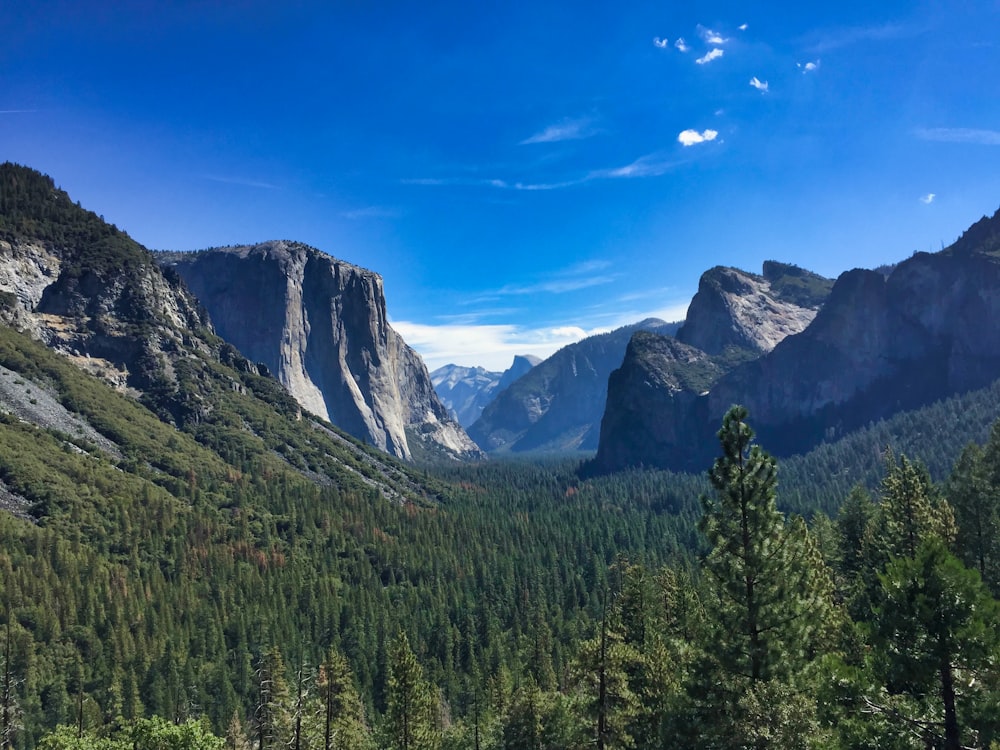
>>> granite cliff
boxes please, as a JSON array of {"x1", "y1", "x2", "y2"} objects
[
  {"x1": 594, "y1": 210, "x2": 1000, "y2": 472},
  {"x1": 160, "y1": 242, "x2": 480, "y2": 461},
  {"x1": 676, "y1": 261, "x2": 832, "y2": 355}
]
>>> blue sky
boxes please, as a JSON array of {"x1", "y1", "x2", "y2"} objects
[{"x1": 3, "y1": 1, "x2": 1000, "y2": 370}]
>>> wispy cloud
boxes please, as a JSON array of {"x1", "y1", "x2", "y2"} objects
[
  {"x1": 653, "y1": 37, "x2": 669, "y2": 49},
  {"x1": 405, "y1": 151, "x2": 683, "y2": 193},
  {"x1": 749, "y1": 76, "x2": 769, "y2": 93},
  {"x1": 341, "y1": 206, "x2": 400, "y2": 220},
  {"x1": 497, "y1": 260, "x2": 617, "y2": 296},
  {"x1": 675, "y1": 37, "x2": 690, "y2": 52},
  {"x1": 203, "y1": 174, "x2": 280, "y2": 190},
  {"x1": 678, "y1": 129, "x2": 719, "y2": 147},
  {"x1": 695, "y1": 48, "x2": 724, "y2": 65},
  {"x1": 520, "y1": 117, "x2": 599, "y2": 145},
  {"x1": 797, "y1": 59, "x2": 820, "y2": 73},
  {"x1": 806, "y1": 22, "x2": 911, "y2": 53},
  {"x1": 590, "y1": 153, "x2": 680, "y2": 179},
  {"x1": 0, "y1": 109, "x2": 37, "y2": 114},
  {"x1": 498, "y1": 275, "x2": 617, "y2": 296},
  {"x1": 920, "y1": 193, "x2": 936, "y2": 204},
  {"x1": 698, "y1": 26, "x2": 728, "y2": 45},
  {"x1": 738, "y1": 23, "x2": 748, "y2": 31},
  {"x1": 915, "y1": 127, "x2": 1000, "y2": 145}
]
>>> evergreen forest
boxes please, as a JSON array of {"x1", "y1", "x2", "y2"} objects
[{"x1": 3, "y1": 331, "x2": 1000, "y2": 748}]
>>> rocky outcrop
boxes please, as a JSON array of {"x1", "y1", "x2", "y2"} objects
[
  {"x1": 160, "y1": 242, "x2": 481, "y2": 461},
  {"x1": 593, "y1": 208, "x2": 1000, "y2": 472},
  {"x1": 468, "y1": 319, "x2": 680, "y2": 453},
  {"x1": 676, "y1": 263, "x2": 831, "y2": 355},
  {"x1": 432, "y1": 355, "x2": 541, "y2": 428},
  {"x1": 594, "y1": 332, "x2": 720, "y2": 472},
  {"x1": 0, "y1": 165, "x2": 212, "y2": 392}
]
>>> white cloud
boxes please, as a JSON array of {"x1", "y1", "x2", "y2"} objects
[
  {"x1": 797, "y1": 59, "x2": 820, "y2": 73},
  {"x1": 695, "y1": 48, "x2": 724, "y2": 65},
  {"x1": 393, "y1": 296, "x2": 694, "y2": 371},
  {"x1": 915, "y1": 127, "x2": 1000, "y2": 145},
  {"x1": 749, "y1": 76, "x2": 769, "y2": 93},
  {"x1": 678, "y1": 128, "x2": 719, "y2": 147},
  {"x1": 520, "y1": 117, "x2": 598, "y2": 145},
  {"x1": 653, "y1": 37, "x2": 669, "y2": 48},
  {"x1": 391, "y1": 319, "x2": 611, "y2": 371},
  {"x1": 675, "y1": 37, "x2": 690, "y2": 52},
  {"x1": 920, "y1": 193, "x2": 936, "y2": 204},
  {"x1": 738, "y1": 23, "x2": 748, "y2": 31},
  {"x1": 699, "y1": 26, "x2": 728, "y2": 44}
]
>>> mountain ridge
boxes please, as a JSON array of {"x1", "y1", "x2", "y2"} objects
[{"x1": 594, "y1": 208, "x2": 1000, "y2": 472}]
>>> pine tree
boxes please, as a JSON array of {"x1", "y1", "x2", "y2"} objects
[
  {"x1": 694, "y1": 406, "x2": 833, "y2": 747},
  {"x1": 316, "y1": 649, "x2": 371, "y2": 750},
  {"x1": 254, "y1": 648, "x2": 292, "y2": 750},
  {"x1": 385, "y1": 630, "x2": 439, "y2": 750},
  {"x1": 572, "y1": 591, "x2": 640, "y2": 750},
  {"x1": 700, "y1": 406, "x2": 828, "y2": 683},
  {"x1": 948, "y1": 441, "x2": 1000, "y2": 593},
  {"x1": 877, "y1": 453, "x2": 955, "y2": 561},
  {"x1": 871, "y1": 540, "x2": 1000, "y2": 749}
]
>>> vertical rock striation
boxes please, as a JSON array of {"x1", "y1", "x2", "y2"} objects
[{"x1": 160, "y1": 242, "x2": 481, "y2": 460}]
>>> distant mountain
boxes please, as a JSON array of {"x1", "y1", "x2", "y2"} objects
[
  {"x1": 468, "y1": 319, "x2": 680, "y2": 453},
  {"x1": 593, "y1": 209, "x2": 1000, "y2": 473},
  {"x1": 432, "y1": 354, "x2": 541, "y2": 427},
  {"x1": 158, "y1": 242, "x2": 481, "y2": 461}
]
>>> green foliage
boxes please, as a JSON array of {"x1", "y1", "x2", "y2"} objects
[
  {"x1": 0, "y1": 163, "x2": 150, "y2": 278},
  {"x1": 870, "y1": 540, "x2": 1000, "y2": 749},
  {"x1": 384, "y1": 631, "x2": 439, "y2": 750},
  {"x1": 38, "y1": 717, "x2": 223, "y2": 750},
  {"x1": 761, "y1": 260, "x2": 835, "y2": 309}
]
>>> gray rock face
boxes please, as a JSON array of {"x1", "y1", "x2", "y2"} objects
[
  {"x1": 160, "y1": 242, "x2": 481, "y2": 461},
  {"x1": 594, "y1": 209, "x2": 1000, "y2": 472},
  {"x1": 432, "y1": 355, "x2": 541, "y2": 428},
  {"x1": 0, "y1": 236, "x2": 210, "y2": 392},
  {"x1": 468, "y1": 319, "x2": 680, "y2": 453},
  {"x1": 676, "y1": 264, "x2": 829, "y2": 355}
]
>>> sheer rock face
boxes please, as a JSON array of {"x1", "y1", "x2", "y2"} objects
[
  {"x1": 594, "y1": 332, "x2": 719, "y2": 473},
  {"x1": 676, "y1": 264, "x2": 825, "y2": 355},
  {"x1": 160, "y1": 242, "x2": 480, "y2": 460},
  {"x1": 594, "y1": 209, "x2": 1000, "y2": 472}
]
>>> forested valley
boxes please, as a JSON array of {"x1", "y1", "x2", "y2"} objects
[{"x1": 3, "y1": 335, "x2": 1000, "y2": 748}]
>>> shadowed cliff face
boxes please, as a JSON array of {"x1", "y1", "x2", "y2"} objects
[
  {"x1": 161, "y1": 242, "x2": 481, "y2": 461},
  {"x1": 468, "y1": 319, "x2": 680, "y2": 453},
  {"x1": 594, "y1": 209, "x2": 1000, "y2": 473}
]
